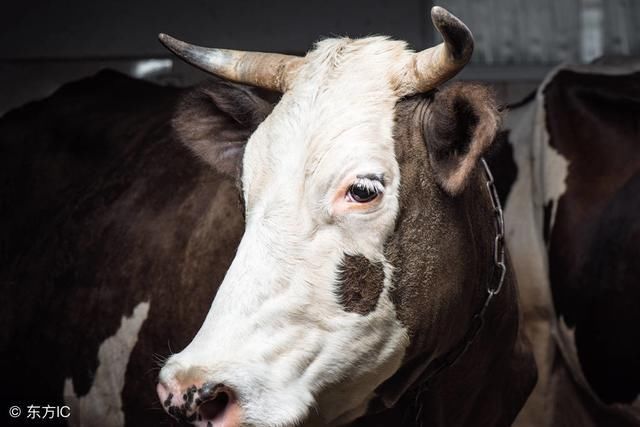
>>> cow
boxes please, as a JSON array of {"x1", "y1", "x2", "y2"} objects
[
  {"x1": 0, "y1": 70, "x2": 242, "y2": 426},
  {"x1": 153, "y1": 6, "x2": 535, "y2": 427},
  {"x1": 487, "y1": 60, "x2": 640, "y2": 427},
  {"x1": 0, "y1": 7, "x2": 536, "y2": 427}
]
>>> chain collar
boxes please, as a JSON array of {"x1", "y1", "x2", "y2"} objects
[
  {"x1": 369, "y1": 158, "x2": 508, "y2": 412},
  {"x1": 419, "y1": 158, "x2": 508, "y2": 382},
  {"x1": 480, "y1": 157, "x2": 507, "y2": 308}
]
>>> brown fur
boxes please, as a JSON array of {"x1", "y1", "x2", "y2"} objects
[
  {"x1": 167, "y1": 79, "x2": 534, "y2": 425},
  {"x1": 355, "y1": 86, "x2": 535, "y2": 426},
  {"x1": 425, "y1": 83, "x2": 500, "y2": 195},
  {"x1": 0, "y1": 72, "x2": 534, "y2": 426},
  {"x1": 337, "y1": 255, "x2": 385, "y2": 315},
  {"x1": 0, "y1": 72, "x2": 256, "y2": 426},
  {"x1": 513, "y1": 68, "x2": 640, "y2": 427},
  {"x1": 172, "y1": 77, "x2": 273, "y2": 180}
]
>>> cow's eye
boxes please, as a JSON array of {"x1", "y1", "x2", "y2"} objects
[{"x1": 346, "y1": 177, "x2": 384, "y2": 203}]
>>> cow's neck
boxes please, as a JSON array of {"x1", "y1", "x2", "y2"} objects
[
  {"x1": 384, "y1": 94, "x2": 499, "y2": 363},
  {"x1": 352, "y1": 96, "x2": 535, "y2": 426}
]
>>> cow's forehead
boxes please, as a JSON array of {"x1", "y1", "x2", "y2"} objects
[
  {"x1": 294, "y1": 36, "x2": 414, "y2": 98},
  {"x1": 242, "y1": 37, "x2": 415, "y2": 198}
]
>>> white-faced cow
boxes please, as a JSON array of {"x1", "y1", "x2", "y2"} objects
[
  {"x1": 0, "y1": 7, "x2": 535, "y2": 427},
  {"x1": 155, "y1": 7, "x2": 535, "y2": 427},
  {"x1": 487, "y1": 60, "x2": 640, "y2": 427}
]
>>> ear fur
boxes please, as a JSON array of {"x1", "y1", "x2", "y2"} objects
[
  {"x1": 424, "y1": 82, "x2": 499, "y2": 195},
  {"x1": 172, "y1": 77, "x2": 273, "y2": 179}
]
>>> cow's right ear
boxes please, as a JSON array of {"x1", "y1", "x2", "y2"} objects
[
  {"x1": 173, "y1": 78, "x2": 274, "y2": 179},
  {"x1": 423, "y1": 82, "x2": 499, "y2": 196}
]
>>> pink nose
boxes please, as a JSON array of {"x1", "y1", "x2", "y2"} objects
[{"x1": 157, "y1": 380, "x2": 242, "y2": 426}]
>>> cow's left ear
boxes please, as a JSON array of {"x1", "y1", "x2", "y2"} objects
[
  {"x1": 172, "y1": 77, "x2": 274, "y2": 180},
  {"x1": 424, "y1": 82, "x2": 499, "y2": 195}
]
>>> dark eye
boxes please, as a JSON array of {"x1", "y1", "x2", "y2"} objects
[{"x1": 347, "y1": 182, "x2": 380, "y2": 203}]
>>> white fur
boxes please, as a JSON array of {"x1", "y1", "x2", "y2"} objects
[
  {"x1": 64, "y1": 301, "x2": 150, "y2": 427},
  {"x1": 530, "y1": 80, "x2": 569, "y2": 238},
  {"x1": 508, "y1": 71, "x2": 572, "y2": 427},
  {"x1": 159, "y1": 37, "x2": 420, "y2": 426}
]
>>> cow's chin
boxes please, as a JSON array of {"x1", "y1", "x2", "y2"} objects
[
  {"x1": 318, "y1": 396, "x2": 374, "y2": 427},
  {"x1": 235, "y1": 379, "x2": 380, "y2": 427},
  {"x1": 239, "y1": 386, "x2": 375, "y2": 427}
]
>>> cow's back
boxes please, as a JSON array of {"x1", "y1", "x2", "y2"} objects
[
  {"x1": 0, "y1": 71, "x2": 243, "y2": 426},
  {"x1": 493, "y1": 62, "x2": 640, "y2": 427}
]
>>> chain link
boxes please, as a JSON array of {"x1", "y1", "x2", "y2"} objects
[{"x1": 481, "y1": 158, "x2": 506, "y2": 298}]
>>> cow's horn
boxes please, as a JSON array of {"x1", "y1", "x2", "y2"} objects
[
  {"x1": 410, "y1": 7, "x2": 474, "y2": 92},
  {"x1": 158, "y1": 33, "x2": 303, "y2": 92}
]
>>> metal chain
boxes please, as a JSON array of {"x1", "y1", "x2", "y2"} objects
[
  {"x1": 472, "y1": 156, "x2": 508, "y2": 328},
  {"x1": 480, "y1": 158, "x2": 506, "y2": 298},
  {"x1": 436, "y1": 158, "x2": 508, "y2": 369}
]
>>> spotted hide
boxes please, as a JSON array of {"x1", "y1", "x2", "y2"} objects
[
  {"x1": 155, "y1": 13, "x2": 535, "y2": 424},
  {"x1": 0, "y1": 72, "x2": 535, "y2": 427},
  {"x1": 0, "y1": 70, "x2": 253, "y2": 426},
  {"x1": 1, "y1": 13, "x2": 538, "y2": 422},
  {"x1": 487, "y1": 60, "x2": 640, "y2": 427}
]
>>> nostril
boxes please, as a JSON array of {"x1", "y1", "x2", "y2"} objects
[
  {"x1": 199, "y1": 392, "x2": 229, "y2": 420},
  {"x1": 197, "y1": 383, "x2": 233, "y2": 422}
]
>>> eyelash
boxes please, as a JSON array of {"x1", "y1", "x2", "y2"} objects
[{"x1": 346, "y1": 177, "x2": 384, "y2": 203}]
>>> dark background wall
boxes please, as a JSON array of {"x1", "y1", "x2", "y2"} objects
[
  {"x1": 1, "y1": 0, "x2": 639, "y2": 114},
  {"x1": 0, "y1": 0, "x2": 431, "y2": 58},
  {"x1": 0, "y1": 0, "x2": 432, "y2": 114}
]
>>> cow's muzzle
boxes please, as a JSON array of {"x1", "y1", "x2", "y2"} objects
[{"x1": 157, "y1": 379, "x2": 241, "y2": 426}]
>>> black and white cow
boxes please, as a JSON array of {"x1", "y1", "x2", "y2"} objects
[
  {"x1": 488, "y1": 60, "x2": 640, "y2": 427},
  {"x1": 1, "y1": 7, "x2": 536, "y2": 427},
  {"x1": 0, "y1": 71, "x2": 232, "y2": 426},
  {"x1": 154, "y1": 7, "x2": 535, "y2": 427}
]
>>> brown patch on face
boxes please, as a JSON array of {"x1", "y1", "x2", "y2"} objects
[{"x1": 336, "y1": 255, "x2": 385, "y2": 315}]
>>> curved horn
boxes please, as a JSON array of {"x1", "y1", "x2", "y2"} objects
[
  {"x1": 410, "y1": 7, "x2": 474, "y2": 92},
  {"x1": 158, "y1": 33, "x2": 303, "y2": 92}
]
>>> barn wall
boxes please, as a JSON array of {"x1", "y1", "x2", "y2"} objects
[
  {"x1": 1, "y1": 0, "x2": 639, "y2": 113},
  {"x1": 444, "y1": 0, "x2": 640, "y2": 66},
  {"x1": 2, "y1": 0, "x2": 429, "y2": 114}
]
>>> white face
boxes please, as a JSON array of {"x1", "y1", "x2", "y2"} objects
[{"x1": 159, "y1": 37, "x2": 417, "y2": 426}]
